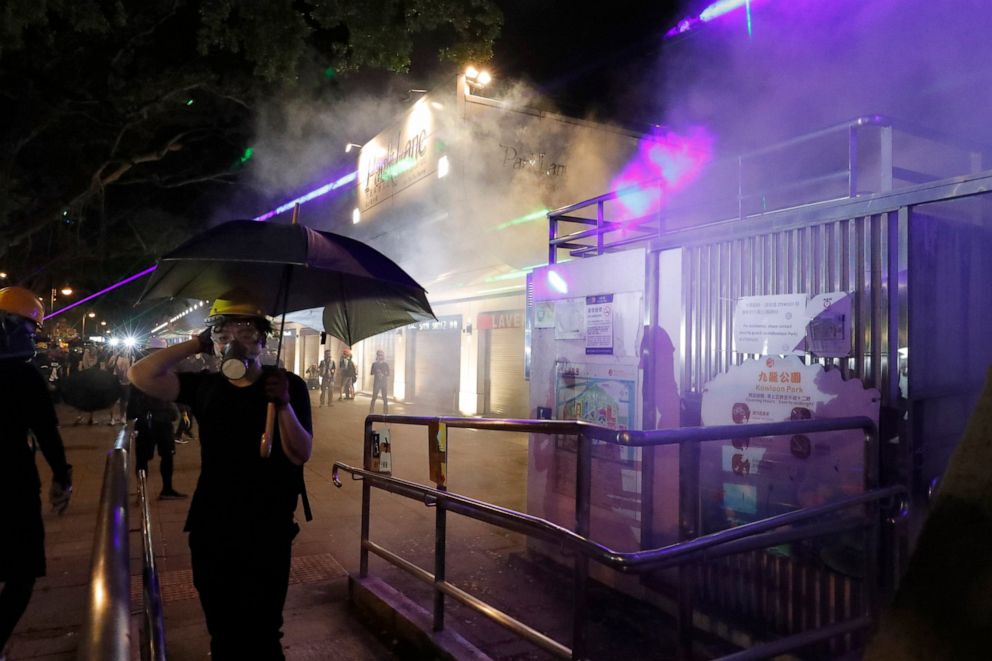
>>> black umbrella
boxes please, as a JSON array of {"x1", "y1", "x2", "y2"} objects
[
  {"x1": 60, "y1": 368, "x2": 122, "y2": 413},
  {"x1": 137, "y1": 219, "x2": 435, "y2": 328},
  {"x1": 136, "y1": 218, "x2": 436, "y2": 455}
]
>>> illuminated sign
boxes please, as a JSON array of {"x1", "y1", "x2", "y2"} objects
[
  {"x1": 415, "y1": 315, "x2": 461, "y2": 332},
  {"x1": 477, "y1": 309, "x2": 524, "y2": 330},
  {"x1": 358, "y1": 98, "x2": 438, "y2": 212}
]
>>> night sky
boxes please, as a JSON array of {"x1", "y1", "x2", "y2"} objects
[{"x1": 494, "y1": 0, "x2": 681, "y2": 122}]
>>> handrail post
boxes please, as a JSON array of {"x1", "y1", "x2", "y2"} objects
[
  {"x1": 572, "y1": 431, "x2": 593, "y2": 659},
  {"x1": 434, "y1": 484, "x2": 448, "y2": 631},
  {"x1": 863, "y1": 421, "x2": 881, "y2": 635},
  {"x1": 676, "y1": 435, "x2": 701, "y2": 660},
  {"x1": 430, "y1": 420, "x2": 449, "y2": 631},
  {"x1": 361, "y1": 416, "x2": 374, "y2": 577}
]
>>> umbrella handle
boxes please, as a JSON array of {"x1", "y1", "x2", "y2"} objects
[{"x1": 261, "y1": 402, "x2": 276, "y2": 458}]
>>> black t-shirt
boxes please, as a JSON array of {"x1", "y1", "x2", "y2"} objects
[
  {"x1": 0, "y1": 360, "x2": 69, "y2": 493},
  {"x1": 177, "y1": 368, "x2": 312, "y2": 534}
]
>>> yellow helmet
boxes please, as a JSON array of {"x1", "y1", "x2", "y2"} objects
[
  {"x1": 0, "y1": 286, "x2": 45, "y2": 326},
  {"x1": 204, "y1": 290, "x2": 268, "y2": 326}
]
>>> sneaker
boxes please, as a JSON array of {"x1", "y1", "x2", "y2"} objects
[
  {"x1": 158, "y1": 489, "x2": 188, "y2": 500},
  {"x1": 175, "y1": 437, "x2": 190, "y2": 445}
]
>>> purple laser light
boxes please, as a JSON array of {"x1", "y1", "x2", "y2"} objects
[
  {"x1": 45, "y1": 169, "x2": 359, "y2": 320},
  {"x1": 43, "y1": 265, "x2": 158, "y2": 322}
]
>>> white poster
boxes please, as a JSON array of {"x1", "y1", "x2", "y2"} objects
[
  {"x1": 554, "y1": 298, "x2": 585, "y2": 340},
  {"x1": 733, "y1": 294, "x2": 809, "y2": 355},
  {"x1": 534, "y1": 301, "x2": 556, "y2": 329},
  {"x1": 585, "y1": 294, "x2": 614, "y2": 355}
]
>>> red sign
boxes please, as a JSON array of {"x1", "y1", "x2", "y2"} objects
[{"x1": 477, "y1": 309, "x2": 524, "y2": 330}]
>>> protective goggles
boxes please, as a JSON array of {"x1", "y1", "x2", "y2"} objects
[{"x1": 211, "y1": 320, "x2": 263, "y2": 345}]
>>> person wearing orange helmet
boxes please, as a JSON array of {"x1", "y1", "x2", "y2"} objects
[{"x1": 0, "y1": 287, "x2": 72, "y2": 658}]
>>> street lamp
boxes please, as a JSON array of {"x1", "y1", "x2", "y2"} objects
[
  {"x1": 82, "y1": 311, "x2": 96, "y2": 338},
  {"x1": 464, "y1": 66, "x2": 492, "y2": 90},
  {"x1": 50, "y1": 285, "x2": 74, "y2": 314},
  {"x1": 0, "y1": 271, "x2": 8, "y2": 280}
]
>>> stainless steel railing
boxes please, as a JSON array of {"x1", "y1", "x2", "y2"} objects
[
  {"x1": 137, "y1": 467, "x2": 167, "y2": 661},
  {"x1": 77, "y1": 422, "x2": 134, "y2": 661},
  {"x1": 547, "y1": 114, "x2": 987, "y2": 262},
  {"x1": 76, "y1": 421, "x2": 167, "y2": 661},
  {"x1": 333, "y1": 414, "x2": 907, "y2": 660}
]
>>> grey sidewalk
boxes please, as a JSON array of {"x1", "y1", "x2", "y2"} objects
[{"x1": 10, "y1": 392, "x2": 672, "y2": 660}]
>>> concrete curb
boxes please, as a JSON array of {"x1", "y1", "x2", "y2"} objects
[{"x1": 349, "y1": 575, "x2": 490, "y2": 661}]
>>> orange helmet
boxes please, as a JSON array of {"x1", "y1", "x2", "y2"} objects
[{"x1": 0, "y1": 287, "x2": 45, "y2": 326}]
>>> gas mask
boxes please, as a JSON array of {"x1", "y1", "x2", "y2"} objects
[
  {"x1": 212, "y1": 320, "x2": 264, "y2": 381},
  {"x1": 220, "y1": 341, "x2": 252, "y2": 380},
  {"x1": 0, "y1": 312, "x2": 37, "y2": 362}
]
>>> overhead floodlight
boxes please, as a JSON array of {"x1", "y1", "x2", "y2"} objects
[
  {"x1": 477, "y1": 70, "x2": 492, "y2": 86},
  {"x1": 352, "y1": 208, "x2": 361, "y2": 224},
  {"x1": 60, "y1": 287, "x2": 74, "y2": 296},
  {"x1": 109, "y1": 337, "x2": 120, "y2": 346},
  {"x1": 465, "y1": 65, "x2": 480, "y2": 80},
  {"x1": 123, "y1": 336, "x2": 137, "y2": 348}
]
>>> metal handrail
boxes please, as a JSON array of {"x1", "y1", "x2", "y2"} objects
[
  {"x1": 137, "y1": 467, "x2": 167, "y2": 661},
  {"x1": 338, "y1": 414, "x2": 900, "y2": 659},
  {"x1": 547, "y1": 115, "x2": 987, "y2": 262},
  {"x1": 76, "y1": 422, "x2": 135, "y2": 661},
  {"x1": 333, "y1": 463, "x2": 902, "y2": 573}
]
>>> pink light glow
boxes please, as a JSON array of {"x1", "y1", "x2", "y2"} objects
[{"x1": 608, "y1": 126, "x2": 714, "y2": 219}]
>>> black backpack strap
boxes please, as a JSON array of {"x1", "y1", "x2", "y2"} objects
[{"x1": 299, "y1": 468, "x2": 313, "y2": 522}]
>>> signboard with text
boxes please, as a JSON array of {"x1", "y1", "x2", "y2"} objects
[
  {"x1": 585, "y1": 294, "x2": 614, "y2": 355},
  {"x1": 477, "y1": 309, "x2": 524, "y2": 330},
  {"x1": 699, "y1": 356, "x2": 879, "y2": 535}
]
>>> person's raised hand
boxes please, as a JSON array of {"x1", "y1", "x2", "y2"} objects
[{"x1": 196, "y1": 328, "x2": 214, "y2": 355}]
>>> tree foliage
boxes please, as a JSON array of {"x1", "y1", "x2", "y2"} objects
[{"x1": 0, "y1": 0, "x2": 501, "y2": 316}]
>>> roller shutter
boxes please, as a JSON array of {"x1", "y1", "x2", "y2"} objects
[
  {"x1": 486, "y1": 327, "x2": 527, "y2": 418},
  {"x1": 413, "y1": 330, "x2": 460, "y2": 412}
]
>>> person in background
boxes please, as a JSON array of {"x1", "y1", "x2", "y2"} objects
[
  {"x1": 129, "y1": 339, "x2": 185, "y2": 500},
  {"x1": 129, "y1": 293, "x2": 312, "y2": 660},
  {"x1": 338, "y1": 349, "x2": 356, "y2": 400},
  {"x1": 73, "y1": 344, "x2": 100, "y2": 425},
  {"x1": 109, "y1": 350, "x2": 131, "y2": 425},
  {"x1": 0, "y1": 287, "x2": 72, "y2": 659},
  {"x1": 369, "y1": 350, "x2": 390, "y2": 414},
  {"x1": 317, "y1": 349, "x2": 335, "y2": 407},
  {"x1": 305, "y1": 364, "x2": 319, "y2": 390}
]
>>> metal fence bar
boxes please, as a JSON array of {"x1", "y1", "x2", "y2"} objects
[
  {"x1": 433, "y1": 484, "x2": 447, "y2": 632},
  {"x1": 339, "y1": 464, "x2": 901, "y2": 573},
  {"x1": 718, "y1": 616, "x2": 873, "y2": 661},
  {"x1": 342, "y1": 414, "x2": 895, "y2": 659},
  {"x1": 77, "y1": 423, "x2": 134, "y2": 661},
  {"x1": 137, "y1": 468, "x2": 166, "y2": 661},
  {"x1": 364, "y1": 540, "x2": 572, "y2": 659}
]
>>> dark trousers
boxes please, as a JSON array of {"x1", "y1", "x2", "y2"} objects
[
  {"x1": 135, "y1": 422, "x2": 176, "y2": 491},
  {"x1": 0, "y1": 489, "x2": 43, "y2": 650},
  {"x1": 189, "y1": 525, "x2": 295, "y2": 661}
]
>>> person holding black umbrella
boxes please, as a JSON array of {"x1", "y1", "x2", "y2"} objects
[
  {"x1": 0, "y1": 287, "x2": 72, "y2": 659},
  {"x1": 129, "y1": 292, "x2": 312, "y2": 661}
]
